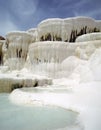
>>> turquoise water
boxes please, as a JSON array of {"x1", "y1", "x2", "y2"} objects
[{"x1": 0, "y1": 94, "x2": 78, "y2": 130}]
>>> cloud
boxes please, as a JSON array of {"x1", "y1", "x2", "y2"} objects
[
  {"x1": 0, "y1": 0, "x2": 40, "y2": 35},
  {"x1": 5, "y1": 0, "x2": 39, "y2": 30}
]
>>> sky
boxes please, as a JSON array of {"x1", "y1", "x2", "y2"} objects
[{"x1": 0, "y1": 0, "x2": 101, "y2": 36}]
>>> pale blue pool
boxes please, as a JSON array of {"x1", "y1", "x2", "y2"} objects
[{"x1": 0, "y1": 94, "x2": 78, "y2": 130}]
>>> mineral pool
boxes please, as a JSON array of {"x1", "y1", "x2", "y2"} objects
[{"x1": 0, "y1": 93, "x2": 79, "y2": 130}]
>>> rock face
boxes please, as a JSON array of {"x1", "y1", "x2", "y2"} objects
[
  {"x1": 0, "y1": 39, "x2": 5, "y2": 65},
  {"x1": 0, "y1": 42, "x2": 3, "y2": 64},
  {"x1": 0, "y1": 75, "x2": 52, "y2": 92},
  {"x1": 0, "y1": 36, "x2": 5, "y2": 40},
  {"x1": 0, "y1": 36, "x2": 5, "y2": 65}
]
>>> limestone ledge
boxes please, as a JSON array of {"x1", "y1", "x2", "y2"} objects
[
  {"x1": 76, "y1": 32, "x2": 101, "y2": 42},
  {"x1": 0, "y1": 73, "x2": 52, "y2": 93}
]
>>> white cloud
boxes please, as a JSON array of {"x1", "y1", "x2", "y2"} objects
[{"x1": 0, "y1": 0, "x2": 40, "y2": 36}]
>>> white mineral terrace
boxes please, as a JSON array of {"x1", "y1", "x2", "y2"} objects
[
  {"x1": 4, "y1": 31, "x2": 34, "y2": 70},
  {"x1": 76, "y1": 32, "x2": 101, "y2": 42},
  {"x1": 37, "y1": 17, "x2": 100, "y2": 42},
  {"x1": 0, "y1": 16, "x2": 101, "y2": 130}
]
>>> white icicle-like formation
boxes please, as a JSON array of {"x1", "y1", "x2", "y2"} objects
[
  {"x1": 29, "y1": 41, "x2": 72, "y2": 63},
  {"x1": 37, "y1": 17, "x2": 100, "y2": 42},
  {"x1": 28, "y1": 40, "x2": 101, "y2": 64},
  {"x1": 27, "y1": 28, "x2": 38, "y2": 42},
  {"x1": 4, "y1": 31, "x2": 34, "y2": 70},
  {"x1": 27, "y1": 39, "x2": 101, "y2": 77},
  {"x1": 0, "y1": 16, "x2": 101, "y2": 73}
]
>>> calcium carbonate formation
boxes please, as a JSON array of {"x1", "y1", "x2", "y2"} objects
[
  {"x1": 0, "y1": 16, "x2": 101, "y2": 76},
  {"x1": 0, "y1": 16, "x2": 101, "y2": 130}
]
